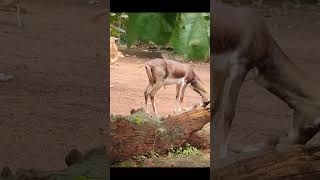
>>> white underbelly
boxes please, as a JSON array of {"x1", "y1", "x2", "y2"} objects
[{"x1": 164, "y1": 77, "x2": 184, "y2": 85}]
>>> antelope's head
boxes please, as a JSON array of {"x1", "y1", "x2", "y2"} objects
[{"x1": 189, "y1": 78, "x2": 210, "y2": 106}]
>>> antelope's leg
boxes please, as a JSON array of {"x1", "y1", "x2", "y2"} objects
[
  {"x1": 287, "y1": 111, "x2": 304, "y2": 144},
  {"x1": 211, "y1": 56, "x2": 228, "y2": 160},
  {"x1": 175, "y1": 81, "x2": 186, "y2": 112},
  {"x1": 179, "y1": 82, "x2": 188, "y2": 111},
  {"x1": 150, "y1": 82, "x2": 163, "y2": 117},
  {"x1": 175, "y1": 83, "x2": 182, "y2": 112},
  {"x1": 220, "y1": 64, "x2": 248, "y2": 158},
  {"x1": 144, "y1": 83, "x2": 153, "y2": 114}
]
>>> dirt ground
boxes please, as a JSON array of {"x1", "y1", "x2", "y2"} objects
[
  {"x1": 0, "y1": 0, "x2": 106, "y2": 171},
  {"x1": 225, "y1": 5, "x2": 320, "y2": 151}
]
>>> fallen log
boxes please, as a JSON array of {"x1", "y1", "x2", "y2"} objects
[{"x1": 110, "y1": 107, "x2": 210, "y2": 163}]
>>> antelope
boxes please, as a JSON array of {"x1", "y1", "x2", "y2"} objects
[
  {"x1": 212, "y1": 2, "x2": 320, "y2": 160},
  {"x1": 110, "y1": 36, "x2": 124, "y2": 65},
  {"x1": 110, "y1": 36, "x2": 124, "y2": 88},
  {"x1": 0, "y1": 0, "x2": 23, "y2": 27},
  {"x1": 143, "y1": 58, "x2": 210, "y2": 117}
]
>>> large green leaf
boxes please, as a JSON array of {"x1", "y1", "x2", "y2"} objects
[
  {"x1": 125, "y1": 13, "x2": 210, "y2": 61},
  {"x1": 126, "y1": 13, "x2": 177, "y2": 47},
  {"x1": 169, "y1": 13, "x2": 210, "y2": 60}
]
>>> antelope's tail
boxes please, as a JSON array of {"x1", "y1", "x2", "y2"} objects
[{"x1": 144, "y1": 65, "x2": 154, "y2": 83}]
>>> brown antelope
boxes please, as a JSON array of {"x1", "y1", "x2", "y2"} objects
[
  {"x1": 0, "y1": 0, "x2": 23, "y2": 27},
  {"x1": 212, "y1": 2, "x2": 320, "y2": 159},
  {"x1": 143, "y1": 58, "x2": 210, "y2": 117}
]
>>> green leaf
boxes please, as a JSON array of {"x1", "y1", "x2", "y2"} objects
[
  {"x1": 125, "y1": 13, "x2": 209, "y2": 61},
  {"x1": 169, "y1": 13, "x2": 210, "y2": 60},
  {"x1": 126, "y1": 13, "x2": 178, "y2": 47}
]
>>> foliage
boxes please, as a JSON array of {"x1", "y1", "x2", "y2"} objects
[
  {"x1": 149, "y1": 150, "x2": 160, "y2": 158},
  {"x1": 169, "y1": 13, "x2": 210, "y2": 60},
  {"x1": 111, "y1": 111, "x2": 164, "y2": 126},
  {"x1": 127, "y1": 13, "x2": 178, "y2": 47},
  {"x1": 168, "y1": 143, "x2": 202, "y2": 158},
  {"x1": 110, "y1": 13, "x2": 128, "y2": 45},
  {"x1": 133, "y1": 150, "x2": 159, "y2": 161},
  {"x1": 126, "y1": 13, "x2": 210, "y2": 61}
]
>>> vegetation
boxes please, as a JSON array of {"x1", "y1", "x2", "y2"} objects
[
  {"x1": 125, "y1": 144, "x2": 202, "y2": 166},
  {"x1": 168, "y1": 143, "x2": 202, "y2": 158},
  {"x1": 110, "y1": 13, "x2": 128, "y2": 45},
  {"x1": 110, "y1": 13, "x2": 210, "y2": 61},
  {"x1": 110, "y1": 111, "x2": 164, "y2": 126}
]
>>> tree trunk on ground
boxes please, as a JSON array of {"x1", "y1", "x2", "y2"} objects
[
  {"x1": 213, "y1": 145, "x2": 320, "y2": 180},
  {"x1": 110, "y1": 107, "x2": 210, "y2": 163},
  {"x1": 187, "y1": 123, "x2": 210, "y2": 149}
]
